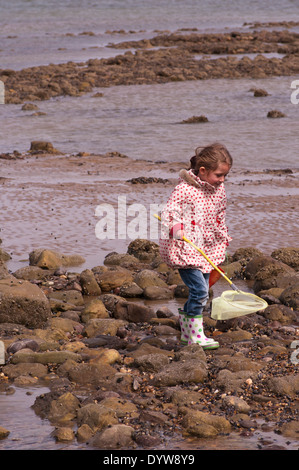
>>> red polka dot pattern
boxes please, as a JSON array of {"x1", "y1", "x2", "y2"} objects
[{"x1": 159, "y1": 169, "x2": 232, "y2": 272}]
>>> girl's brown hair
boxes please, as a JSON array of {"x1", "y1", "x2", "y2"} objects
[{"x1": 190, "y1": 142, "x2": 233, "y2": 175}]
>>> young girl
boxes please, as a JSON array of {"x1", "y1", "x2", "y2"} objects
[{"x1": 159, "y1": 143, "x2": 233, "y2": 349}]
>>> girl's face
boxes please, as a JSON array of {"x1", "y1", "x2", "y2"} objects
[{"x1": 199, "y1": 162, "x2": 230, "y2": 187}]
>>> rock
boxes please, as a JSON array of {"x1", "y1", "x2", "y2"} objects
[
  {"x1": 0, "y1": 263, "x2": 10, "y2": 280},
  {"x1": 77, "y1": 403, "x2": 118, "y2": 432},
  {"x1": 79, "y1": 269, "x2": 102, "y2": 296},
  {"x1": 113, "y1": 299, "x2": 156, "y2": 323},
  {"x1": 279, "y1": 283, "x2": 299, "y2": 310},
  {"x1": 222, "y1": 396, "x2": 251, "y2": 414},
  {"x1": 58, "y1": 361, "x2": 117, "y2": 387},
  {"x1": 134, "y1": 269, "x2": 168, "y2": 289},
  {"x1": 156, "y1": 306, "x2": 174, "y2": 318},
  {"x1": 29, "y1": 141, "x2": 60, "y2": 154},
  {"x1": 221, "y1": 261, "x2": 243, "y2": 279},
  {"x1": 244, "y1": 255, "x2": 278, "y2": 280},
  {"x1": 0, "y1": 277, "x2": 51, "y2": 328},
  {"x1": 13, "y1": 266, "x2": 54, "y2": 281},
  {"x1": 76, "y1": 424, "x2": 93, "y2": 442},
  {"x1": 89, "y1": 424, "x2": 134, "y2": 449},
  {"x1": 134, "y1": 353, "x2": 170, "y2": 372},
  {"x1": 271, "y1": 247, "x2": 299, "y2": 271},
  {"x1": 217, "y1": 329, "x2": 253, "y2": 345},
  {"x1": 267, "y1": 110, "x2": 286, "y2": 118},
  {"x1": 99, "y1": 397, "x2": 138, "y2": 419},
  {"x1": 181, "y1": 410, "x2": 231, "y2": 438},
  {"x1": 258, "y1": 287, "x2": 284, "y2": 304},
  {"x1": 48, "y1": 392, "x2": 80, "y2": 424},
  {"x1": 22, "y1": 103, "x2": 39, "y2": 111},
  {"x1": 127, "y1": 239, "x2": 160, "y2": 262},
  {"x1": 10, "y1": 350, "x2": 81, "y2": 365},
  {"x1": 0, "y1": 426, "x2": 10, "y2": 439},
  {"x1": 181, "y1": 115, "x2": 209, "y2": 123},
  {"x1": 174, "y1": 284, "x2": 189, "y2": 297},
  {"x1": 260, "y1": 304, "x2": 298, "y2": 324},
  {"x1": 216, "y1": 369, "x2": 259, "y2": 393},
  {"x1": 232, "y1": 247, "x2": 264, "y2": 262},
  {"x1": 130, "y1": 342, "x2": 174, "y2": 360},
  {"x1": 143, "y1": 285, "x2": 174, "y2": 300},
  {"x1": 89, "y1": 348, "x2": 121, "y2": 366},
  {"x1": 152, "y1": 324, "x2": 179, "y2": 337},
  {"x1": 29, "y1": 248, "x2": 85, "y2": 269},
  {"x1": 49, "y1": 289, "x2": 84, "y2": 306},
  {"x1": 103, "y1": 253, "x2": 140, "y2": 266},
  {"x1": 83, "y1": 318, "x2": 128, "y2": 337},
  {"x1": 46, "y1": 316, "x2": 84, "y2": 335},
  {"x1": 152, "y1": 357, "x2": 207, "y2": 387},
  {"x1": 118, "y1": 282, "x2": 143, "y2": 298},
  {"x1": 95, "y1": 267, "x2": 134, "y2": 292},
  {"x1": 2, "y1": 362, "x2": 48, "y2": 379},
  {"x1": 0, "y1": 249, "x2": 11, "y2": 262},
  {"x1": 252, "y1": 261, "x2": 295, "y2": 292},
  {"x1": 52, "y1": 427, "x2": 75, "y2": 442},
  {"x1": 80, "y1": 298, "x2": 109, "y2": 323},
  {"x1": 266, "y1": 374, "x2": 299, "y2": 397},
  {"x1": 252, "y1": 88, "x2": 269, "y2": 97},
  {"x1": 280, "y1": 420, "x2": 299, "y2": 439},
  {"x1": 6, "y1": 338, "x2": 40, "y2": 354}
]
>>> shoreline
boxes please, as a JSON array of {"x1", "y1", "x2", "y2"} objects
[
  {"x1": 2, "y1": 28, "x2": 299, "y2": 105},
  {"x1": 1, "y1": 148, "x2": 298, "y2": 273}
]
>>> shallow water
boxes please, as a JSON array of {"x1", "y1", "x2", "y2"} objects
[
  {"x1": 1, "y1": 76, "x2": 299, "y2": 168},
  {"x1": 1, "y1": 0, "x2": 298, "y2": 70}
]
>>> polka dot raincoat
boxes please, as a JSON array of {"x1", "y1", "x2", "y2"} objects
[{"x1": 159, "y1": 169, "x2": 231, "y2": 273}]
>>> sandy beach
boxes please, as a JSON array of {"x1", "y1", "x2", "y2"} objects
[{"x1": 1, "y1": 148, "x2": 298, "y2": 273}]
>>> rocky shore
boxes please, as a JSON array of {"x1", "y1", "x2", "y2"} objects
[
  {"x1": 2, "y1": 28, "x2": 299, "y2": 104},
  {"x1": 0, "y1": 240, "x2": 298, "y2": 450}
]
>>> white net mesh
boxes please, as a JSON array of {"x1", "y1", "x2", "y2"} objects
[{"x1": 211, "y1": 290, "x2": 268, "y2": 320}]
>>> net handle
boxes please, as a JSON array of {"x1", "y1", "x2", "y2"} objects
[{"x1": 154, "y1": 214, "x2": 239, "y2": 291}]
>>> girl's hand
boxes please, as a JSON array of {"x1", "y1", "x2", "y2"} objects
[{"x1": 174, "y1": 229, "x2": 186, "y2": 240}]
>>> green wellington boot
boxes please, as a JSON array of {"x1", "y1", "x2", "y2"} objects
[
  {"x1": 179, "y1": 310, "x2": 219, "y2": 350},
  {"x1": 178, "y1": 308, "x2": 188, "y2": 344}
]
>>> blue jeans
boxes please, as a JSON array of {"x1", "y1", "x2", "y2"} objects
[{"x1": 178, "y1": 268, "x2": 210, "y2": 317}]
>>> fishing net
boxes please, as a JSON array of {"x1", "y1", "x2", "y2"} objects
[{"x1": 211, "y1": 290, "x2": 268, "y2": 320}]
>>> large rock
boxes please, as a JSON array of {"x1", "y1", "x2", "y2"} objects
[
  {"x1": 79, "y1": 269, "x2": 102, "y2": 296},
  {"x1": 0, "y1": 278, "x2": 51, "y2": 328},
  {"x1": 279, "y1": 283, "x2": 299, "y2": 310},
  {"x1": 95, "y1": 267, "x2": 134, "y2": 292},
  {"x1": 152, "y1": 346, "x2": 207, "y2": 387},
  {"x1": 77, "y1": 403, "x2": 118, "y2": 432},
  {"x1": 89, "y1": 424, "x2": 135, "y2": 449},
  {"x1": 134, "y1": 269, "x2": 168, "y2": 289},
  {"x1": 127, "y1": 239, "x2": 160, "y2": 262},
  {"x1": 252, "y1": 261, "x2": 295, "y2": 293},
  {"x1": 113, "y1": 299, "x2": 156, "y2": 322},
  {"x1": 29, "y1": 248, "x2": 85, "y2": 269},
  {"x1": 271, "y1": 247, "x2": 299, "y2": 271},
  {"x1": 181, "y1": 410, "x2": 231, "y2": 438}
]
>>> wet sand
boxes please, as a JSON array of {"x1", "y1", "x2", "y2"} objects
[{"x1": 1, "y1": 150, "x2": 298, "y2": 273}]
